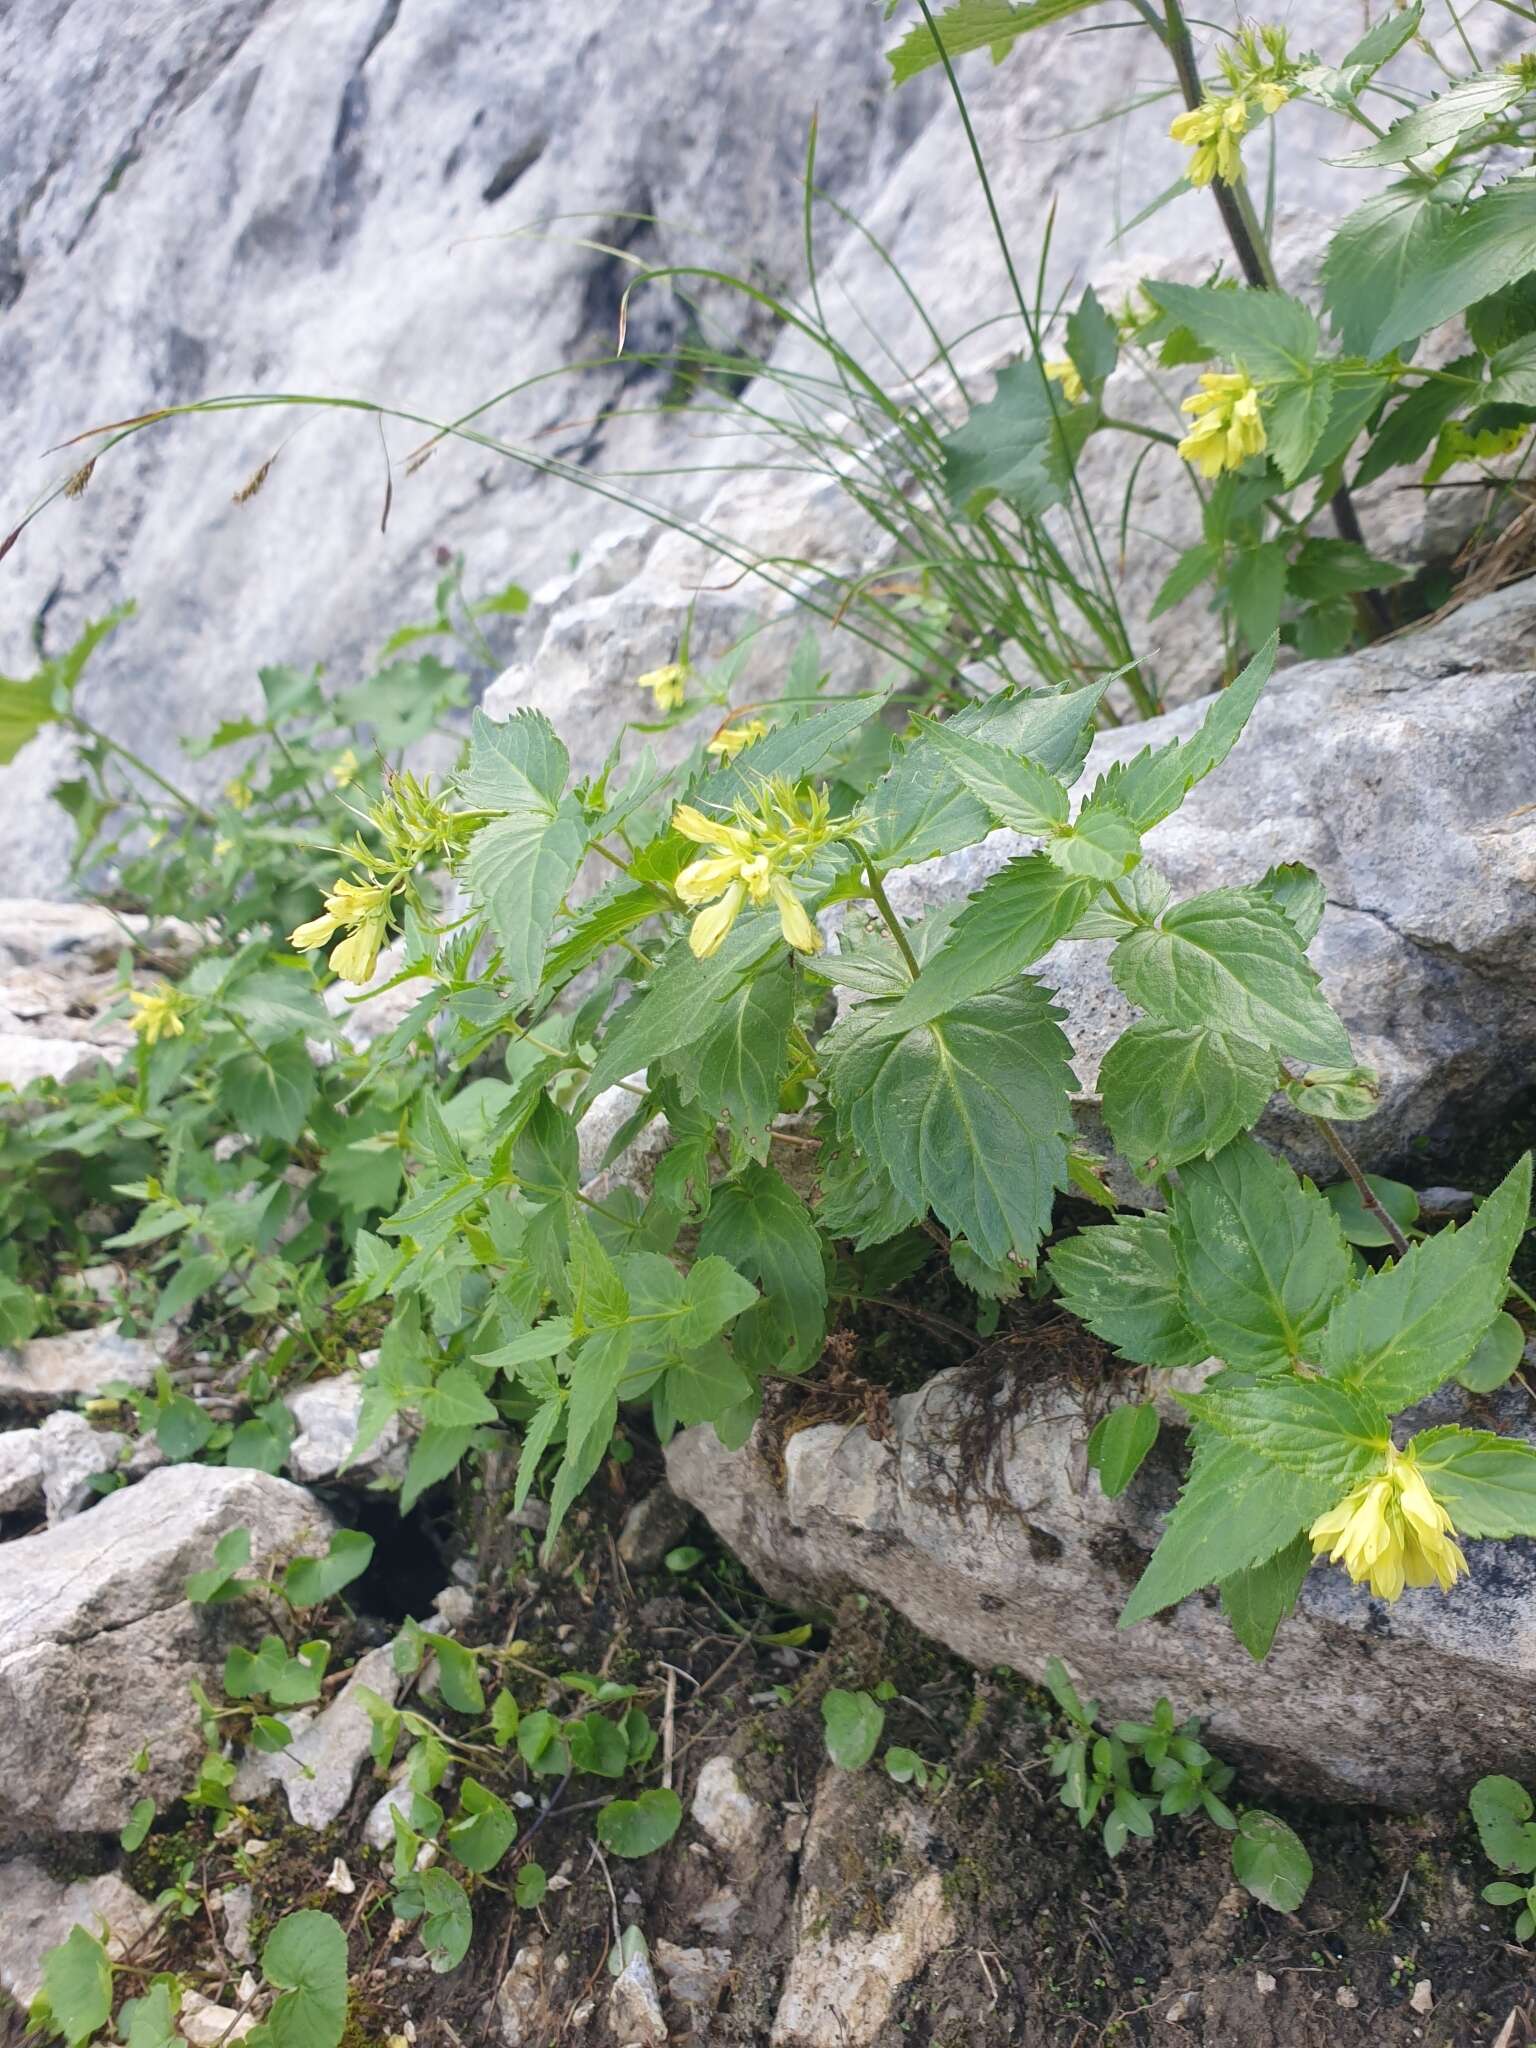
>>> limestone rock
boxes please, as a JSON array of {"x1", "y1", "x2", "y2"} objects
[
  {"x1": 233, "y1": 1644, "x2": 400, "y2": 1829},
  {"x1": 771, "y1": 1771, "x2": 955, "y2": 2048},
  {"x1": 0, "y1": 1463, "x2": 334, "y2": 1834},
  {"x1": 616, "y1": 1483, "x2": 692, "y2": 1572},
  {"x1": 668, "y1": 1373, "x2": 1536, "y2": 1809},
  {"x1": 690, "y1": 1755, "x2": 768, "y2": 1860},
  {"x1": 496, "y1": 1941, "x2": 548, "y2": 2047},
  {"x1": 37, "y1": 1409, "x2": 128, "y2": 1521},
  {"x1": 0, "y1": 1859, "x2": 160, "y2": 2006},
  {"x1": 219, "y1": 1884, "x2": 257, "y2": 1966},
  {"x1": 0, "y1": 1427, "x2": 44, "y2": 1515},
  {"x1": 178, "y1": 1992, "x2": 259, "y2": 2045},
  {"x1": 653, "y1": 1939, "x2": 732, "y2": 2011},
  {"x1": 285, "y1": 1367, "x2": 408, "y2": 1486},
  {"x1": 609, "y1": 1948, "x2": 668, "y2": 2045},
  {"x1": 875, "y1": 580, "x2": 1536, "y2": 1183},
  {"x1": 0, "y1": 1034, "x2": 117, "y2": 1089},
  {"x1": 0, "y1": 902, "x2": 198, "y2": 974},
  {"x1": 0, "y1": 1326, "x2": 165, "y2": 1408}
]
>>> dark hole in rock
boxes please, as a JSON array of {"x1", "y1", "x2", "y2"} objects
[
  {"x1": 315, "y1": 1488, "x2": 449, "y2": 1622},
  {"x1": 1026, "y1": 1524, "x2": 1064, "y2": 1564}
]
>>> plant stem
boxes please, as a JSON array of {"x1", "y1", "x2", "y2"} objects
[
  {"x1": 1158, "y1": 0, "x2": 1389, "y2": 629},
  {"x1": 854, "y1": 845, "x2": 921, "y2": 980},
  {"x1": 72, "y1": 717, "x2": 217, "y2": 825},
  {"x1": 1309, "y1": 1114, "x2": 1410, "y2": 1258}
]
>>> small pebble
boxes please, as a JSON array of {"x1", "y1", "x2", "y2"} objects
[
  {"x1": 1255, "y1": 1971, "x2": 1277, "y2": 1995},
  {"x1": 1410, "y1": 1980, "x2": 1433, "y2": 2015},
  {"x1": 1336, "y1": 1987, "x2": 1360, "y2": 2010}
]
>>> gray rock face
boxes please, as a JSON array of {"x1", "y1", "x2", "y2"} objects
[
  {"x1": 879, "y1": 580, "x2": 1536, "y2": 1181},
  {"x1": 285, "y1": 1367, "x2": 408, "y2": 1487},
  {"x1": 0, "y1": 1325, "x2": 166, "y2": 1408},
  {"x1": 0, "y1": 1428, "x2": 44, "y2": 1515},
  {"x1": 667, "y1": 1373, "x2": 1536, "y2": 1810},
  {"x1": 0, "y1": 1860, "x2": 161, "y2": 2007},
  {"x1": 37, "y1": 1409, "x2": 128, "y2": 1521},
  {"x1": 0, "y1": 1462, "x2": 334, "y2": 1834}
]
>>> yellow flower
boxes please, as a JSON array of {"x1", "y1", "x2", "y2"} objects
[
  {"x1": 706, "y1": 718, "x2": 769, "y2": 761},
  {"x1": 1310, "y1": 1446, "x2": 1469, "y2": 1603},
  {"x1": 1255, "y1": 79, "x2": 1289, "y2": 115},
  {"x1": 330, "y1": 748, "x2": 360, "y2": 788},
  {"x1": 128, "y1": 984, "x2": 188, "y2": 1047},
  {"x1": 1045, "y1": 357, "x2": 1086, "y2": 405},
  {"x1": 1170, "y1": 93, "x2": 1248, "y2": 186},
  {"x1": 213, "y1": 837, "x2": 234, "y2": 860},
  {"x1": 671, "y1": 778, "x2": 829, "y2": 959},
  {"x1": 1177, "y1": 370, "x2": 1267, "y2": 478},
  {"x1": 224, "y1": 777, "x2": 254, "y2": 812},
  {"x1": 637, "y1": 662, "x2": 688, "y2": 713},
  {"x1": 289, "y1": 875, "x2": 394, "y2": 984}
]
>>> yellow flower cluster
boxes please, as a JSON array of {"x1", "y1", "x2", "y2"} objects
[
  {"x1": 673, "y1": 777, "x2": 831, "y2": 959},
  {"x1": 1177, "y1": 371, "x2": 1267, "y2": 478},
  {"x1": 330, "y1": 748, "x2": 360, "y2": 789},
  {"x1": 224, "y1": 777, "x2": 254, "y2": 813},
  {"x1": 291, "y1": 875, "x2": 395, "y2": 985},
  {"x1": 128, "y1": 984, "x2": 188, "y2": 1046},
  {"x1": 1170, "y1": 80, "x2": 1287, "y2": 187},
  {"x1": 1044, "y1": 358, "x2": 1086, "y2": 405},
  {"x1": 637, "y1": 662, "x2": 688, "y2": 713},
  {"x1": 1310, "y1": 1446, "x2": 1468, "y2": 1603},
  {"x1": 706, "y1": 717, "x2": 769, "y2": 762}
]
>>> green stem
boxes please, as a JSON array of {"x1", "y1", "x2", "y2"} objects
[
  {"x1": 1309, "y1": 1113, "x2": 1410, "y2": 1258},
  {"x1": 853, "y1": 845, "x2": 921, "y2": 980},
  {"x1": 72, "y1": 718, "x2": 216, "y2": 825}
]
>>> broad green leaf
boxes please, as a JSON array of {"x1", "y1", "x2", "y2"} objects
[
  {"x1": 1336, "y1": 74, "x2": 1526, "y2": 168},
  {"x1": 822, "y1": 1688, "x2": 886, "y2": 1770},
  {"x1": 1111, "y1": 889, "x2": 1352, "y2": 1068},
  {"x1": 1367, "y1": 173, "x2": 1536, "y2": 359},
  {"x1": 186, "y1": 1525, "x2": 252, "y2": 1605},
  {"x1": 393, "y1": 1867, "x2": 472, "y2": 1974},
  {"x1": 585, "y1": 919, "x2": 783, "y2": 1098},
  {"x1": 1150, "y1": 541, "x2": 1221, "y2": 622},
  {"x1": 445, "y1": 1776, "x2": 517, "y2": 1873},
  {"x1": 1339, "y1": 1, "x2": 1423, "y2": 73},
  {"x1": 685, "y1": 962, "x2": 793, "y2": 1161},
  {"x1": 1220, "y1": 1534, "x2": 1311, "y2": 1662},
  {"x1": 1252, "y1": 862, "x2": 1325, "y2": 946},
  {"x1": 916, "y1": 717, "x2": 1069, "y2": 835},
  {"x1": 419, "y1": 1632, "x2": 485, "y2": 1716},
  {"x1": 119, "y1": 1981, "x2": 180, "y2": 2048},
  {"x1": 477, "y1": 1320, "x2": 574, "y2": 1374},
  {"x1": 1409, "y1": 1426, "x2": 1536, "y2": 1539},
  {"x1": 568, "y1": 1215, "x2": 630, "y2": 1332},
  {"x1": 1090, "y1": 638, "x2": 1274, "y2": 834},
  {"x1": 0, "y1": 672, "x2": 59, "y2": 765},
  {"x1": 43, "y1": 1927, "x2": 112, "y2": 2047},
  {"x1": 861, "y1": 679, "x2": 1108, "y2": 871},
  {"x1": 566, "y1": 1712, "x2": 630, "y2": 1779},
  {"x1": 1231, "y1": 1811, "x2": 1313, "y2": 1910},
  {"x1": 222, "y1": 1038, "x2": 316, "y2": 1146},
  {"x1": 120, "y1": 1795, "x2": 155, "y2": 1852},
  {"x1": 825, "y1": 979, "x2": 1074, "y2": 1268},
  {"x1": 543, "y1": 884, "x2": 659, "y2": 988},
  {"x1": 401, "y1": 1423, "x2": 481, "y2": 1514},
  {"x1": 1142, "y1": 281, "x2": 1320, "y2": 384},
  {"x1": 1284, "y1": 543, "x2": 1409, "y2": 608},
  {"x1": 515, "y1": 1863, "x2": 548, "y2": 1908},
  {"x1": 1067, "y1": 285, "x2": 1119, "y2": 390},
  {"x1": 675, "y1": 1255, "x2": 759, "y2": 1349},
  {"x1": 1457, "y1": 1312, "x2": 1525, "y2": 1393},
  {"x1": 260, "y1": 1909, "x2": 349, "y2": 2048},
  {"x1": 419, "y1": 1365, "x2": 499, "y2": 1429},
  {"x1": 1181, "y1": 1376, "x2": 1389, "y2": 1486},
  {"x1": 1048, "y1": 794, "x2": 1141, "y2": 881},
  {"x1": 1469, "y1": 1774, "x2": 1536, "y2": 1874},
  {"x1": 698, "y1": 1163, "x2": 828, "y2": 1376},
  {"x1": 1319, "y1": 1154, "x2": 1531, "y2": 1406},
  {"x1": 1265, "y1": 370, "x2": 1335, "y2": 485},
  {"x1": 1098, "y1": 1022, "x2": 1275, "y2": 1177},
  {"x1": 1087, "y1": 1402, "x2": 1160, "y2": 1498},
  {"x1": 1484, "y1": 331, "x2": 1536, "y2": 408},
  {"x1": 1047, "y1": 1214, "x2": 1207, "y2": 1368},
  {"x1": 887, "y1": 0, "x2": 1101, "y2": 82},
  {"x1": 876, "y1": 855, "x2": 1095, "y2": 1030},
  {"x1": 663, "y1": 1340, "x2": 753, "y2": 1429},
  {"x1": 1354, "y1": 355, "x2": 1481, "y2": 487},
  {"x1": 1171, "y1": 1138, "x2": 1352, "y2": 1370},
  {"x1": 1282, "y1": 1064, "x2": 1381, "y2": 1123},
  {"x1": 596, "y1": 1786, "x2": 683, "y2": 1857},
  {"x1": 458, "y1": 708, "x2": 584, "y2": 1003},
  {"x1": 1227, "y1": 540, "x2": 1288, "y2": 652},
  {"x1": 1322, "y1": 180, "x2": 1447, "y2": 355},
  {"x1": 1322, "y1": 1172, "x2": 1419, "y2": 1249},
  {"x1": 941, "y1": 357, "x2": 1099, "y2": 517},
  {"x1": 152, "y1": 1253, "x2": 225, "y2": 1330},
  {"x1": 281, "y1": 1529, "x2": 375, "y2": 1608},
  {"x1": 694, "y1": 695, "x2": 880, "y2": 812},
  {"x1": 1122, "y1": 1433, "x2": 1338, "y2": 1626}
]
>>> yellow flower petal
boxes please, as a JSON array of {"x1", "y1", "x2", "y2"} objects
[
  {"x1": 688, "y1": 882, "x2": 745, "y2": 959},
  {"x1": 329, "y1": 917, "x2": 387, "y2": 985},
  {"x1": 770, "y1": 875, "x2": 821, "y2": 954},
  {"x1": 676, "y1": 855, "x2": 746, "y2": 905},
  {"x1": 290, "y1": 912, "x2": 340, "y2": 952}
]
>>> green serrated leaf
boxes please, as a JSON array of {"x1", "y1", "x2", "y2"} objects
[
  {"x1": 1112, "y1": 888, "x2": 1352, "y2": 1069},
  {"x1": 887, "y1": 0, "x2": 1100, "y2": 83},
  {"x1": 1220, "y1": 1533, "x2": 1312, "y2": 1662},
  {"x1": 916, "y1": 717, "x2": 1069, "y2": 835},
  {"x1": 698, "y1": 1163, "x2": 828, "y2": 1376},
  {"x1": 684, "y1": 962, "x2": 793, "y2": 1162},
  {"x1": 1457, "y1": 1312, "x2": 1525, "y2": 1393},
  {"x1": 941, "y1": 357, "x2": 1099, "y2": 517},
  {"x1": 1319, "y1": 1155, "x2": 1532, "y2": 1406},
  {"x1": 1232, "y1": 1810, "x2": 1313, "y2": 1910},
  {"x1": 1182, "y1": 1376, "x2": 1388, "y2": 1486},
  {"x1": 1335, "y1": 73, "x2": 1526, "y2": 169},
  {"x1": 1091, "y1": 638, "x2": 1274, "y2": 834},
  {"x1": 1087, "y1": 1402, "x2": 1160, "y2": 1498},
  {"x1": 1143, "y1": 282, "x2": 1319, "y2": 384},
  {"x1": 1171, "y1": 1138, "x2": 1353, "y2": 1371},
  {"x1": 1048, "y1": 1213, "x2": 1208, "y2": 1368},
  {"x1": 1410, "y1": 1426, "x2": 1536, "y2": 1539},
  {"x1": 1366, "y1": 173, "x2": 1536, "y2": 360},
  {"x1": 1099, "y1": 1022, "x2": 1275, "y2": 1177}
]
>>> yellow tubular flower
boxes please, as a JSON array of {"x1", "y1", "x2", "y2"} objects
[
  {"x1": 1177, "y1": 370, "x2": 1267, "y2": 478},
  {"x1": 637, "y1": 662, "x2": 688, "y2": 713},
  {"x1": 330, "y1": 747, "x2": 360, "y2": 788},
  {"x1": 671, "y1": 779, "x2": 829, "y2": 959},
  {"x1": 290, "y1": 874, "x2": 395, "y2": 982},
  {"x1": 328, "y1": 915, "x2": 388, "y2": 985},
  {"x1": 1256, "y1": 80, "x2": 1289, "y2": 115},
  {"x1": 128, "y1": 985, "x2": 187, "y2": 1047},
  {"x1": 706, "y1": 717, "x2": 769, "y2": 761},
  {"x1": 1170, "y1": 93, "x2": 1248, "y2": 185},
  {"x1": 1045, "y1": 357, "x2": 1086, "y2": 405},
  {"x1": 224, "y1": 777, "x2": 254, "y2": 812},
  {"x1": 1310, "y1": 1446, "x2": 1469, "y2": 1603},
  {"x1": 689, "y1": 883, "x2": 746, "y2": 959}
]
